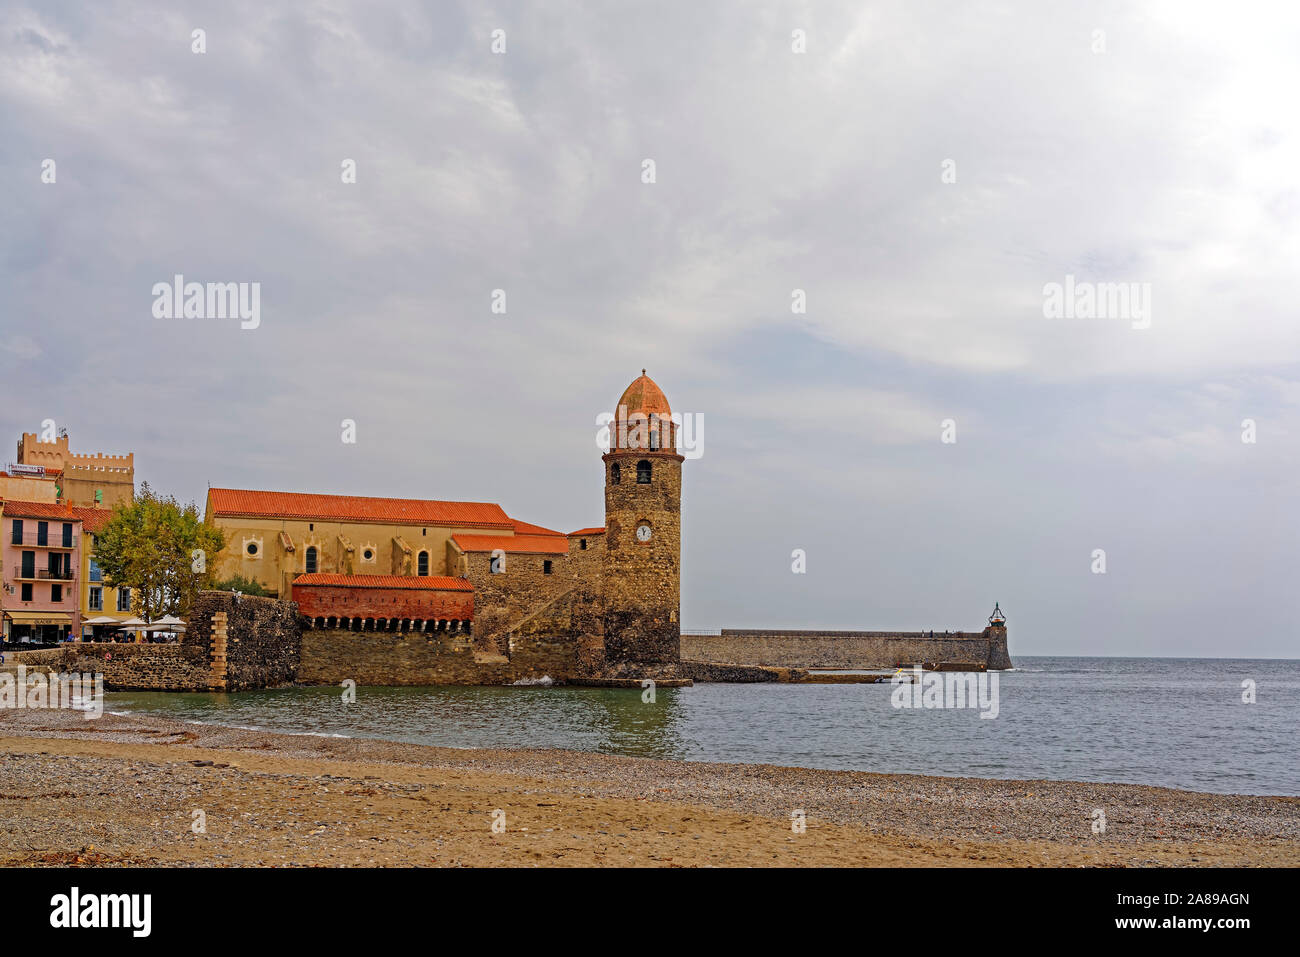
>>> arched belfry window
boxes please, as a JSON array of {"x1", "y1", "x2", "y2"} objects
[
  {"x1": 305, "y1": 546, "x2": 318, "y2": 574},
  {"x1": 636, "y1": 460, "x2": 652, "y2": 484},
  {"x1": 417, "y1": 551, "x2": 429, "y2": 576},
  {"x1": 610, "y1": 463, "x2": 621, "y2": 485}
]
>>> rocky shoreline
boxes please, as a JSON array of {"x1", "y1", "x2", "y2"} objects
[{"x1": 1, "y1": 709, "x2": 1296, "y2": 867}]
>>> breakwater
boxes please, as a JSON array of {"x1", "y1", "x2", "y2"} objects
[{"x1": 681, "y1": 625, "x2": 1012, "y2": 671}]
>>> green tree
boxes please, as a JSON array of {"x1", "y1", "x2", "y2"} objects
[
  {"x1": 210, "y1": 574, "x2": 272, "y2": 597},
  {"x1": 93, "y1": 482, "x2": 226, "y2": 622}
]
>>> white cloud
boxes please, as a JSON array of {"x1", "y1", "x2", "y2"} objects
[{"x1": 3, "y1": 0, "x2": 1297, "y2": 654}]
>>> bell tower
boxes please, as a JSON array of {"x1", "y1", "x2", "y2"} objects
[{"x1": 601, "y1": 370, "x2": 684, "y2": 676}]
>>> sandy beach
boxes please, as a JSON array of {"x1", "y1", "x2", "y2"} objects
[{"x1": 1, "y1": 708, "x2": 1296, "y2": 867}]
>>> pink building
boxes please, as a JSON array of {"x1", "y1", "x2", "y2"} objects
[{"x1": 0, "y1": 500, "x2": 82, "y2": 644}]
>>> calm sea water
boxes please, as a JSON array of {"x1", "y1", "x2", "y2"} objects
[{"x1": 106, "y1": 657, "x2": 1300, "y2": 796}]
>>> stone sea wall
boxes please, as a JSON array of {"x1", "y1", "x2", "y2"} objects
[
  {"x1": 189, "y1": 591, "x2": 301, "y2": 691},
  {"x1": 298, "y1": 626, "x2": 583, "y2": 686},
  {"x1": 8, "y1": 594, "x2": 1011, "y2": 690},
  {"x1": 682, "y1": 626, "x2": 1012, "y2": 670},
  {"x1": 10, "y1": 643, "x2": 210, "y2": 691},
  {"x1": 679, "y1": 661, "x2": 802, "y2": 683}
]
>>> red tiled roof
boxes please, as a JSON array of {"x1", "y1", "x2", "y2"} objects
[
  {"x1": 208, "y1": 488, "x2": 513, "y2": 529},
  {"x1": 0, "y1": 500, "x2": 116, "y2": 531},
  {"x1": 292, "y1": 574, "x2": 473, "y2": 591},
  {"x1": 616, "y1": 372, "x2": 672, "y2": 417},
  {"x1": 0, "y1": 499, "x2": 79, "y2": 520},
  {"x1": 567, "y1": 527, "x2": 605, "y2": 536},
  {"x1": 450, "y1": 533, "x2": 569, "y2": 555},
  {"x1": 69, "y1": 505, "x2": 114, "y2": 534},
  {"x1": 509, "y1": 518, "x2": 563, "y2": 536}
]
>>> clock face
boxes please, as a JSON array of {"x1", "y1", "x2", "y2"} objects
[{"x1": 636, "y1": 523, "x2": 652, "y2": 542}]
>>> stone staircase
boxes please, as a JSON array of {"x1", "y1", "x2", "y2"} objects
[
  {"x1": 499, "y1": 585, "x2": 578, "y2": 653},
  {"x1": 467, "y1": 585, "x2": 584, "y2": 666}
]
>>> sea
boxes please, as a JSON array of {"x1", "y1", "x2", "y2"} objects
[{"x1": 105, "y1": 656, "x2": 1300, "y2": 796}]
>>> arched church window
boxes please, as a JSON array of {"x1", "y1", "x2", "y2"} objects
[
  {"x1": 636, "y1": 460, "x2": 652, "y2": 484},
  {"x1": 611, "y1": 463, "x2": 621, "y2": 485},
  {"x1": 417, "y1": 551, "x2": 429, "y2": 576},
  {"x1": 305, "y1": 546, "x2": 318, "y2": 574}
]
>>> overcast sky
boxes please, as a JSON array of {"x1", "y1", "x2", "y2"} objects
[{"x1": 2, "y1": 1, "x2": 1297, "y2": 657}]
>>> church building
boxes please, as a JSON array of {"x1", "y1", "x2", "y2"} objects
[{"x1": 204, "y1": 371, "x2": 685, "y2": 679}]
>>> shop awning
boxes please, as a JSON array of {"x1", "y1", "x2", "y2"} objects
[{"x1": 4, "y1": 611, "x2": 72, "y2": 626}]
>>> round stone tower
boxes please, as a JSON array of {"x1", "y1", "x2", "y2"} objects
[{"x1": 601, "y1": 370, "x2": 684, "y2": 676}]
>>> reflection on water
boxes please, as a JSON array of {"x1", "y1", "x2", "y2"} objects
[
  {"x1": 110, "y1": 684, "x2": 695, "y2": 760},
  {"x1": 106, "y1": 656, "x2": 1300, "y2": 795}
]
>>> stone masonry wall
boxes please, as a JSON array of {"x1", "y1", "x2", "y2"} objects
[
  {"x1": 682, "y1": 626, "x2": 1012, "y2": 670},
  {"x1": 298, "y1": 626, "x2": 583, "y2": 686},
  {"x1": 679, "y1": 660, "x2": 801, "y2": 683},
  {"x1": 463, "y1": 548, "x2": 577, "y2": 650},
  {"x1": 565, "y1": 533, "x2": 605, "y2": 584},
  {"x1": 602, "y1": 451, "x2": 682, "y2": 671},
  {"x1": 188, "y1": 591, "x2": 301, "y2": 690},
  {"x1": 985, "y1": 626, "x2": 1013, "y2": 669},
  {"x1": 12, "y1": 643, "x2": 210, "y2": 691},
  {"x1": 505, "y1": 586, "x2": 603, "y2": 678},
  {"x1": 299, "y1": 627, "x2": 506, "y2": 685}
]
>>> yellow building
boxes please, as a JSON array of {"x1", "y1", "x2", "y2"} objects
[
  {"x1": 204, "y1": 488, "x2": 561, "y2": 598},
  {"x1": 72, "y1": 505, "x2": 136, "y2": 640}
]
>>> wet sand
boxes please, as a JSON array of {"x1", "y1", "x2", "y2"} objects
[{"x1": 1, "y1": 709, "x2": 1296, "y2": 867}]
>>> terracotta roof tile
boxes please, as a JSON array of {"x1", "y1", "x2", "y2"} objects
[
  {"x1": 292, "y1": 574, "x2": 473, "y2": 591},
  {"x1": 0, "y1": 502, "x2": 114, "y2": 532},
  {"x1": 567, "y1": 527, "x2": 605, "y2": 536},
  {"x1": 69, "y1": 505, "x2": 114, "y2": 534},
  {"x1": 208, "y1": 488, "x2": 513, "y2": 529},
  {"x1": 0, "y1": 499, "x2": 79, "y2": 520},
  {"x1": 509, "y1": 518, "x2": 563, "y2": 536},
  {"x1": 450, "y1": 533, "x2": 569, "y2": 555},
  {"x1": 615, "y1": 372, "x2": 672, "y2": 417}
]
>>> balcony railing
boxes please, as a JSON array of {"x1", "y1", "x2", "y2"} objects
[
  {"x1": 11, "y1": 566, "x2": 75, "y2": 581},
  {"x1": 8, "y1": 533, "x2": 78, "y2": 548}
]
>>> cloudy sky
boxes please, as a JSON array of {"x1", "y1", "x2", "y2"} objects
[{"x1": 3, "y1": 1, "x2": 1297, "y2": 657}]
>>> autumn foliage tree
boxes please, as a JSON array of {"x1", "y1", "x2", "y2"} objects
[{"x1": 92, "y1": 483, "x2": 226, "y2": 623}]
